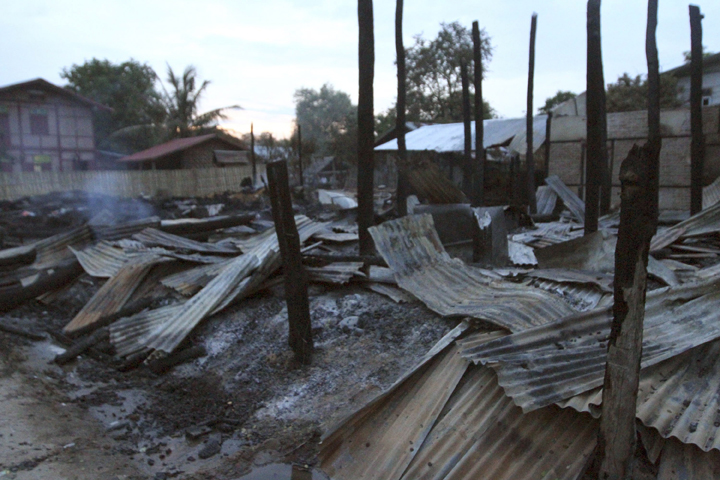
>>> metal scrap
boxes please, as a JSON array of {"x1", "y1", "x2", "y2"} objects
[{"x1": 545, "y1": 175, "x2": 585, "y2": 224}]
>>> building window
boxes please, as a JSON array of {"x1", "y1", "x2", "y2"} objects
[
  {"x1": 29, "y1": 108, "x2": 49, "y2": 135},
  {"x1": 0, "y1": 112, "x2": 9, "y2": 148}
]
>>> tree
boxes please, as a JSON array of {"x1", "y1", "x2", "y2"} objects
[
  {"x1": 539, "y1": 90, "x2": 577, "y2": 114},
  {"x1": 294, "y1": 84, "x2": 357, "y2": 163},
  {"x1": 404, "y1": 21, "x2": 494, "y2": 123},
  {"x1": 61, "y1": 58, "x2": 165, "y2": 152},
  {"x1": 159, "y1": 65, "x2": 240, "y2": 139},
  {"x1": 606, "y1": 73, "x2": 680, "y2": 113},
  {"x1": 682, "y1": 46, "x2": 715, "y2": 62}
]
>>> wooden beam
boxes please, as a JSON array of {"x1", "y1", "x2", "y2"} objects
[
  {"x1": 585, "y1": 0, "x2": 607, "y2": 234},
  {"x1": 357, "y1": 0, "x2": 375, "y2": 255},
  {"x1": 472, "y1": 21, "x2": 485, "y2": 207},
  {"x1": 526, "y1": 13, "x2": 538, "y2": 214},
  {"x1": 395, "y1": 0, "x2": 409, "y2": 217},
  {"x1": 689, "y1": 5, "x2": 704, "y2": 215},
  {"x1": 267, "y1": 160, "x2": 313, "y2": 364},
  {"x1": 595, "y1": 1, "x2": 661, "y2": 478},
  {"x1": 461, "y1": 60, "x2": 473, "y2": 196}
]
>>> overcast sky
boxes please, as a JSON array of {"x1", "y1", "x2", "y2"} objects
[{"x1": 2, "y1": 1, "x2": 718, "y2": 139}]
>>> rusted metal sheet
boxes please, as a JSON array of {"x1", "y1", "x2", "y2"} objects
[
  {"x1": 406, "y1": 163, "x2": 469, "y2": 204},
  {"x1": 320, "y1": 327, "x2": 598, "y2": 480},
  {"x1": 133, "y1": 228, "x2": 240, "y2": 255},
  {"x1": 320, "y1": 343, "x2": 470, "y2": 480},
  {"x1": 369, "y1": 215, "x2": 576, "y2": 332},
  {"x1": 63, "y1": 255, "x2": 170, "y2": 333},
  {"x1": 545, "y1": 175, "x2": 585, "y2": 224},
  {"x1": 461, "y1": 280, "x2": 720, "y2": 413}
]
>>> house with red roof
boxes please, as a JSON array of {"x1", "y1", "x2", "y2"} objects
[{"x1": 117, "y1": 132, "x2": 249, "y2": 170}]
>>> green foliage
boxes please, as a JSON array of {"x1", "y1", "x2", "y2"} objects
[
  {"x1": 294, "y1": 84, "x2": 357, "y2": 163},
  {"x1": 539, "y1": 90, "x2": 577, "y2": 114},
  {"x1": 159, "y1": 65, "x2": 240, "y2": 139},
  {"x1": 606, "y1": 73, "x2": 681, "y2": 113},
  {"x1": 405, "y1": 21, "x2": 494, "y2": 123},
  {"x1": 682, "y1": 46, "x2": 716, "y2": 62},
  {"x1": 61, "y1": 58, "x2": 165, "y2": 153}
]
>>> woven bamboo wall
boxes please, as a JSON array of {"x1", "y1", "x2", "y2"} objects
[{"x1": 0, "y1": 165, "x2": 265, "y2": 201}]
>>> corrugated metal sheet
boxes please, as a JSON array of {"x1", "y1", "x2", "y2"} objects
[
  {"x1": 406, "y1": 163, "x2": 468, "y2": 204},
  {"x1": 527, "y1": 278, "x2": 609, "y2": 312},
  {"x1": 657, "y1": 437, "x2": 720, "y2": 479},
  {"x1": 141, "y1": 253, "x2": 260, "y2": 357},
  {"x1": 545, "y1": 175, "x2": 585, "y2": 224},
  {"x1": 110, "y1": 304, "x2": 184, "y2": 357},
  {"x1": 534, "y1": 230, "x2": 615, "y2": 272},
  {"x1": 369, "y1": 215, "x2": 576, "y2": 332},
  {"x1": 32, "y1": 225, "x2": 94, "y2": 267},
  {"x1": 63, "y1": 254, "x2": 170, "y2": 333},
  {"x1": 511, "y1": 221, "x2": 583, "y2": 248},
  {"x1": 703, "y1": 176, "x2": 720, "y2": 210},
  {"x1": 133, "y1": 228, "x2": 240, "y2": 255},
  {"x1": 461, "y1": 280, "x2": 720, "y2": 413},
  {"x1": 507, "y1": 115, "x2": 551, "y2": 156},
  {"x1": 91, "y1": 216, "x2": 161, "y2": 241},
  {"x1": 375, "y1": 116, "x2": 547, "y2": 153},
  {"x1": 320, "y1": 328, "x2": 598, "y2": 480},
  {"x1": 307, "y1": 262, "x2": 364, "y2": 285},
  {"x1": 651, "y1": 201, "x2": 720, "y2": 252},
  {"x1": 320, "y1": 343, "x2": 470, "y2": 480},
  {"x1": 71, "y1": 241, "x2": 130, "y2": 278},
  {"x1": 535, "y1": 185, "x2": 558, "y2": 216},
  {"x1": 365, "y1": 283, "x2": 414, "y2": 303}
]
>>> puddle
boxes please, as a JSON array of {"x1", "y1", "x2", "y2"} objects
[{"x1": 236, "y1": 463, "x2": 329, "y2": 480}]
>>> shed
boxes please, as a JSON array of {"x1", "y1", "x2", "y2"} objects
[{"x1": 117, "y1": 133, "x2": 247, "y2": 170}]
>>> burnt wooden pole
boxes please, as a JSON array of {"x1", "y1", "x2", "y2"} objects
[
  {"x1": 585, "y1": 0, "x2": 608, "y2": 234},
  {"x1": 267, "y1": 160, "x2": 313, "y2": 364},
  {"x1": 357, "y1": 0, "x2": 375, "y2": 255},
  {"x1": 297, "y1": 125, "x2": 304, "y2": 187},
  {"x1": 472, "y1": 21, "x2": 485, "y2": 206},
  {"x1": 526, "y1": 13, "x2": 538, "y2": 214},
  {"x1": 251, "y1": 123, "x2": 256, "y2": 185},
  {"x1": 461, "y1": 61, "x2": 473, "y2": 196},
  {"x1": 395, "y1": 0, "x2": 409, "y2": 216},
  {"x1": 689, "y1": 5, "x2": 704, "y2": 215},
  {"x1": 596, "y1": 1, "x2": 661, "y2": 478}
]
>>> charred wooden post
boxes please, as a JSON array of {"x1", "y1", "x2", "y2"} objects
[
  {"x1": 472, "y1": 21, "x2": 485, "y2": 207},
  {"x1": 585, "y1": 0, "x2": 608, "y2": 234},
  {"x1": 596, "y1": 1, "x2": 661, "y2": 478},
  {"x1": 526, "y1": 14, "x2": 538, "y2": 214},
  {"x1": 461, "y1": 61, "x2": 473, "y2": 196},
  {"x1": 251, "y1": 123, "x2": 257, "y2": 185},
  {"x1": 267, "y1": 160, "x2": 313, "y2": 364},
  {"x1": 357, "y1": 0, "x2": 375, "y2": 255},
  {"x1": 297, "y1": 125, "x2": 304, "y2": 187},
  {"x1": 395, "y1": 0, "x2": 409, "y2": 217},
  {"x1": 689, "y1": 5, "x2": 704, "y2": 215}
]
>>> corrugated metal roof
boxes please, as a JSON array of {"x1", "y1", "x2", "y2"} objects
[
  {"x1": 461, "y1": 280, "x2": 720, "y2": 413},
  {"x1": 71, "y1": 241, "x2": 130, "y2": 278},
  {"x1": 306, "y1": 262, "x2": 364, "y2": 285},
  {"x1": 406, "y1": 163, "x2": 468, "y2": 204},
  {"x1": 507, "y1": 115, "x2": 551, "y2": 156},
  {"x1": 133, "y1": 228, "x2": 240, "y2": 255},
  {"x1": 657, "y1": 437, "x2": 720, "y2": 479},
  {"x1": 375, "y1": 116, "x2": 547, "y2": 153},
  {"x1": 319, "y1": 327, "x2": 598, "y2": 480},
  {"x1": 535, "y1": 185, "x2": 558, "y2": 216},
  {"x1": 0, "y1": 78, "x2": 112, "y2": 111},
  {"x1": 118, "y1": 133, "x2": 245, "y2": 163},
  {"x1": 545, "y1": 175, "x2": 585, "y2": 224},
  {"x1": 63, "y1": 254, "x2": 170, "y2": 333},
  {"x1": 32, "y1": 225, "x2": 94, "y2": 268},
  {"x1": 369, "y1": 215, "x2": 577, "y2": 332},
  {"x1": 651, "y1": 201, "x2": 720, "y2": 252},
  {"x1": 91, "y1": 217, "x2": 161, "y2": 241},
  {"x1": 703, "y1": 176, "x2": 720, "y2": 210},
  {"x1": 365, "y1": 283, "x2": 414, "y2": 303}
]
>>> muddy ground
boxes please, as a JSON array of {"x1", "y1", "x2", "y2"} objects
[{"x1": 0, "y1": 280, "x2": 455, "y2": 480}]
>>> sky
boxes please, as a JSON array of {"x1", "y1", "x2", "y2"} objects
[{"x1": 2, "y1": 1, "x2": 719, "y2": 139}]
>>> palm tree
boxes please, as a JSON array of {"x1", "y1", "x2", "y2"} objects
[
  {"x1": 159, "y1": 65, "x2": 241, "y2": 139},
  {"x1": 110, "y1": 64, "x2": 240, "y2": 145}
]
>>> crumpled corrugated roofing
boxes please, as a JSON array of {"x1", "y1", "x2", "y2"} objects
[
  {"x1": 460, "y1": 280, "x2": 720, "y2": 413},
  {"x1": 319, "y1": 326, "x2": 598, "y2": 480},
  {"x1": 369, "y1": 214, "x2": 577, "y2": 332},
  {"x1": 375, "y1": 116, "x2": 547, "y2": 154},
  {"x1": 132, "y1": 228, "x2": 240, "y2": 255},
  {"x1": 651, "y1": 200, "x2": 720, "y2": 252}
]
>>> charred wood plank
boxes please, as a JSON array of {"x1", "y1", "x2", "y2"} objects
[
  {"x1": 0, "y1": 258, "x2": 83, "y2": 314},
  {"x1": 54, "y1": 327, "x2": 110, "y2": 365},
  {"x1": 267, "y1": 160, "x2": 313, "y2": 364}
]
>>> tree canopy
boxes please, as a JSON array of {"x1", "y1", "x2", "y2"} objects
[
  {"x1": 62, "y1": 60, "x2": 239, "y2": 153},
  {"x1": 606, "y1": 73, "x2": 681, "y2": 113},
  {"x1": 539, "y1": 90, "x2": 577, "y2": 114},
  {"x1": 294, "y1": 84, "x2": 357, "y2": 163},
  {"x1": 404, "y1": 21, "x2": 494, "y2": 123},
  {"x1": 61, "y1": 58, "x2": 165, "y2": 153}
]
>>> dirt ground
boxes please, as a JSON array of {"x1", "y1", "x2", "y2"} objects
[{"x1": 0, "y1": 283, "x2": 455, "y2": 480}]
